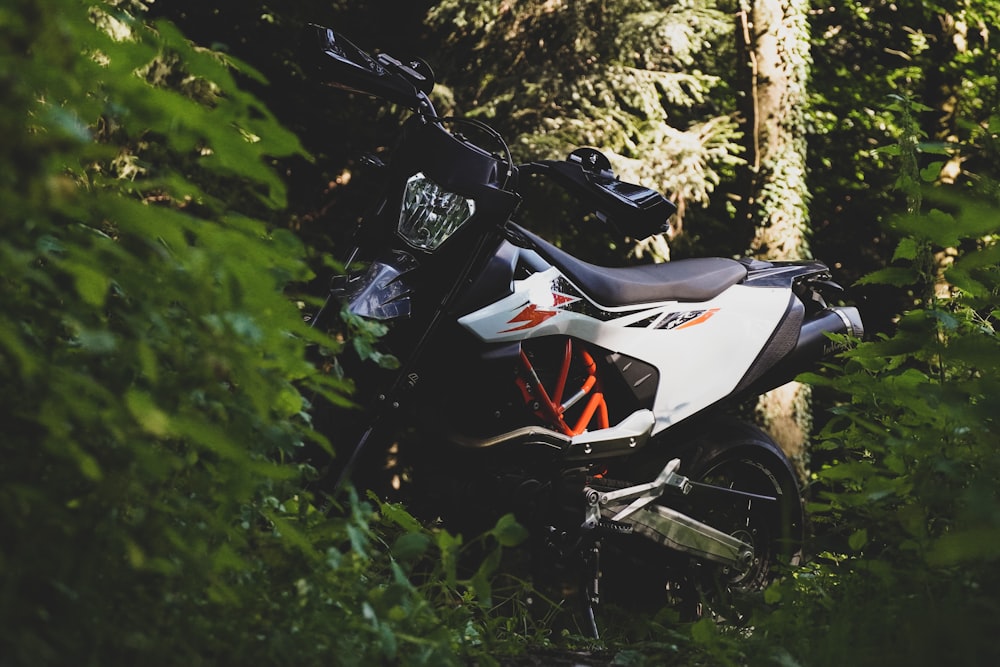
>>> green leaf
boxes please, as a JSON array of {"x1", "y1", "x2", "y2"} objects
[
  {"x1": 763, "y1": 582, "x2": 783, "y2": 604},
  {"x1": 42, "y1": 105, "x2": 92, "y2": 143},
  {"x1": 67, "y1": 442, "x2": 103, "y2": 482},
  {"x1": 490, "y1": 513, "x2": 528, "y2": 547},
  {"x1": 893, "y1": 208, "x2": 962, "y2": 247},
  {"x1": 892, "y1": 237, "x2": 919, "y2": 261},
  {"x1": 392, "y1": 532, "x2": 431, "y2": 563},
  {"x1": 65, "y1": 260, "x2": 110, "y2": 307},
  {"x1": 347, "y1": 523, "x2": 370, "y2": 560},
  {"x1": 435, "y1": 529, "x2": 463, "y2": 588},
  {"x1": 0, "y1": 321, "x2": 38, "y2": 376},
  {"x1": 468, "y1": 570, "x2": 492, "y2": 607},
  {"x1": 919, "y1": 161, "x2": 943, "y2": 182},
  {"x1": 926, "y1": 527, "x2": 1000, "y2": 566},
  {"x1": 856, "y1": 266, "x2": 919, "y2": 287},
  {"x1": 125, "y1": 389, "x2": 171, "y2": 437},
  {"x1": 267, "y1": 514, "x2": 321, "y2": 562},
  {"x1": 74, "y1": 329, "x2": 117, "y2": 354},
  {"x1": 690, "y1": 617, "x2": 717, "y2": 644},
  {"x1": 378, "y1": 500, "x2": 423, "y2": 533},
  {"x1": 915, "y1": 142, "x2": 951, "y2": 156},
  {"x1": 817, "y1": 461, "x2": 877, "y2": 482},
  {"x1": 848, "y1": 528, "x2": 868, "y2": 552}
]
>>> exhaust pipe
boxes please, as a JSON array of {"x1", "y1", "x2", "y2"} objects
[
  {"x1": 793, "y1": 306, "x2": 864, "y2": 364},
  {"x1": 745, "y1": 306, "x2": 864, "y2": 395}
]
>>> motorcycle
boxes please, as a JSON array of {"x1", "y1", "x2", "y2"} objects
[{"x1": 303, "y1": 24, "x2": 864, "y2": 631}]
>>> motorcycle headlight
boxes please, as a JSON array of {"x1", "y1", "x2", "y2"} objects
[{"x1": 397, "y1": 172, "x2": 476, "y2": 251}]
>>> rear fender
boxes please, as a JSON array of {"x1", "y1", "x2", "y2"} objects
[
  {"x1": 666, "y1": 417, "x2": 804, "y2": 546},
  {"x1": 677, "y1": 418, "x2": 794, "y2": 479}
]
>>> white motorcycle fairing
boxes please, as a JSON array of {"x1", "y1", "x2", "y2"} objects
[{"x1": 458, "y1": 264, "x2": 793, "y2": 436}]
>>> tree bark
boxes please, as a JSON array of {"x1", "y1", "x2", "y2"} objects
[{"x1": 736, "y1": 0, "x2": 813, "y2": 475}]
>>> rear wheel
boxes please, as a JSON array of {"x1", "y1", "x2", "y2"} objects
[{"x1": 679, "y1": 445, "x2": 802, "y2": 620}]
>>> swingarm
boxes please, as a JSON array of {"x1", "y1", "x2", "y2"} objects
[{"x1": 583, "y1": 459, "x2": 774, "y2": 571}]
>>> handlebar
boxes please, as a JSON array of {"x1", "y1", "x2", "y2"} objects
[
  {"x1": 308, "y1": 24, "x2": 435, "y2": 114},
  {"x1": 307, "y1": 23, "x2": 675, "y2": 239}
]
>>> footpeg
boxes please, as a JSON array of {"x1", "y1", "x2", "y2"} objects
[
  {"x1": 582, "y1": 458, "x2": 690, "y2": 528},
  {"x1": 564, "y1": 409, "x2": 655, "y2": 460}
]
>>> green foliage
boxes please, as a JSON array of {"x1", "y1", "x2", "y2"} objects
[
  {"x1": 0, "y1": 2, "x2": 528, "y2": 665},
  {"x1": 732, "y1": 103, "x2": 1000, "y2": 665},
  {"x1": 808, "y1": 0, "x2": 1000, "y2": 333},
  {"x1": 341, "y1": 307, "x2": 401, "y2": 370},
  {"x1": 373, "y1": 497, "x2": 551, "y2": 658}
]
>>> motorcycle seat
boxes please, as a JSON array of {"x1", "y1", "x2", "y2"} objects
[{"x1": 512, "y1": 224, "x2": 748, "y2": 306}]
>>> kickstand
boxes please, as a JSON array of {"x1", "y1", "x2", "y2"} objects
[{"x1": 582, "y1": 539, "x2": 601, "y2": 640}]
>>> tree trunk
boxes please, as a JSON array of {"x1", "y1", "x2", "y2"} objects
[{"x1": 736, "y1": 0, "x2": 813, "y2": 476}]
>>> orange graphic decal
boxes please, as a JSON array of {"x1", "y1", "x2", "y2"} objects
[
  {"x1": 674, "y1": 307, "x2": 720, "y2": 330},
  {"x1": 502, "y1": 304, "x2": 559, "y2": 332}
]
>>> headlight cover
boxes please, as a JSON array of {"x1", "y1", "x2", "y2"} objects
[{"x1": 397, "y1": 172, "x2": 476, "y2": 251}]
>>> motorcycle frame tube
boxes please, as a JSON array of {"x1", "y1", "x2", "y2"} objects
[{"x1": 515, "y1": 341, "x2": 611, "y2": 437}]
